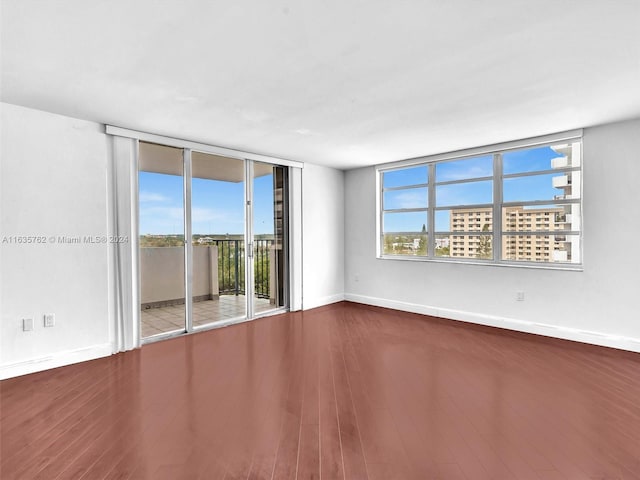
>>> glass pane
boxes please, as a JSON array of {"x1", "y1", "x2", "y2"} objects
[
  {"x1": 436, "y1": 155, "x2": 492, "y2": 182},
  {"x1": 503, "y1": 141, "x2": 581, "y2": 175},
  {"x1": 503, "y1": 172, "x2": 580, "y2": 202},
  {"x1": 253, "y1": 162, "x2": 288, "y2": 316},
  {"x1": 383, "y1": 187, "x2": 427, "y2": 210},
  {"x1": 383, "y1": 211, "x2": 427, "y2": 233},
  {"x1": 502, "y1": 234, "x2": 580, "y2": 263},
  {"x1": 191, "y1": 151, "x2": 246, "y2": 327},
  {"x1": 502, "y1": 204, "x2": 581, "y2": 232},
  {"x1": 436, "y1": 180, "x2": 492, "y2": 206},
  {"x1": 383, "y1": 166, "x2": 428, "y2": 188},
  {"x1": 435, "y1": 208, "x2": 493, "y2": 232},
  {"x1": 138, "y1": 142, "x2": 185, "y2": 338},
  {"x1": 445, "y1": 234, "x2": 493, "y2": 260},
  {"x1": 382, "y1": 233, "x2": 427, "y2": 256},
  {"x1": 435, "y1": 234, "x2": 451, "y2": 257}
]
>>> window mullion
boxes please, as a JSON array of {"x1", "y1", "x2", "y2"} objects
[
  {"x1": 377, "y1": 136, "x2": 581, "y2": 266},
  {"x1": 183, "y1": 148, "x2": 193, "y2": 333},
  {"x1": 428, "y1": 163, "x2": 436, "y2": 258},
  {"x1": 493, "y1": 153, "x2": 502, "y2": 262}
]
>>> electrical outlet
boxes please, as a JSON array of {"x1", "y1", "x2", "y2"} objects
[
  {"x1": 516, "y1": 291, "x2": 525, "y2": 301},
  {"x1": 22, "y1": 318, "x2": 34, "y2": 331},
  {"x1": 44, "y1": 313, "x2": 55, "y2": 327},
  {"x1": 354, "y1": 274, "x2": 359, "y2": 282}
]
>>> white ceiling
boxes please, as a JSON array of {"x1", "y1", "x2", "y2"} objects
[{"x1": 2, "y1": 0, "x2": 639, "y2": 170}]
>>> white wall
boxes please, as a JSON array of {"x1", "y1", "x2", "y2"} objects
[
  {"x1": 2, "y1": 101, "x2": 636, "y2": 380},
  {"x1": 1, "y1": 103, "x2": 113, "y2": 378},
  {"x1": 0, "y1": 103, "x2": 345, "y2": 378},
  {"x1": 140, "y1": 246, "x2": 219, "y2": 304},
  {"x1": 302, "y1": 163, "x2": 345, "y2": 309},
  {"x1": 344, "y1": 118, "x2": 640, "y2": 352}
]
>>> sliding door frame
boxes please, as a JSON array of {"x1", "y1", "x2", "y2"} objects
[
  {"x1": 107, "y1": 126, "x2": 303, "y2": 350},
  {"x1": 245, "y1": 160, "x2": 255, "y2": 321},
  {"x1": 183, "y1": 148, "x2": 194, "y2": 333}
]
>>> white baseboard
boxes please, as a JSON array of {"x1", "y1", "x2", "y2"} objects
[
  {"x1": 0, "y1": 343, "x2": 114, "y2": 380},
  {"x1": 303, "y1": 293, "x2": 345, "y2": 311},
  {"x1": 344, "y1": 293, "x2": 640, "y2": 354}
]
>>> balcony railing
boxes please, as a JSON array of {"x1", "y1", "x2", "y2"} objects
[
  {"x1": 140, "y1": 237, "x2": 275, "y2": 308},
  {"x1": 212, "y1": 239, "x2": 273, "y2": 298}
]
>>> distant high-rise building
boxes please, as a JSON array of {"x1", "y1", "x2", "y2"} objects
[
  {"x1": 449, "y1": 143, "x2": 580, "y2": 262},
  {"x1": 449, "y1": 208, "x2": 493, "y2": 258},
  {"x1": 501, "y1": 206, "x2": 567, "y2": 262}
]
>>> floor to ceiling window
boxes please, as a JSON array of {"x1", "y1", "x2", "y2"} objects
[
  {"x1": 138, "y1": 141, "x2": 289, "y2": 340},
  {"x1": 138, "y1": 143, "x2": 186, "y2": 337}
]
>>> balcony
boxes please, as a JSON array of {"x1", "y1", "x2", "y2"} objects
[
  {"x1": 140, "y1": 239, "x2": 277, "y2": 338},
  {"x1": 552, "y1": 174, "x2": 571, "y2": 188},
  {"x1": 551, "y1": 156, "x2": 569, "y2": 168},
  {"x1": 552, "y1": 250, "x2": 568, "y2": 262}
]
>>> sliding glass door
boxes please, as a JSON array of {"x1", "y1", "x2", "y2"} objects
[
  {"x1": 191, "y1": 151, "x2": 246, "y2": 328},
  {"x1": 138, "y1": 142, "x2": 288, "y2": 341},
  {"x1": 252, "y1": 163, "x2": 288, "y2": 316},
  {"x1": 138, "y1": 143, "x2": 186, "y2": 338}
]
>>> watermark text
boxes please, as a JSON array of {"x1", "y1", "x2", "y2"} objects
[{"x1": 2, "y1": 235, "x2": 129, "y2": 245}]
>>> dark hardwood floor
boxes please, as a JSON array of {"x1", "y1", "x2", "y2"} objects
[{"x1": 2, "y1": 301, "x2": 639, "y2": 479}]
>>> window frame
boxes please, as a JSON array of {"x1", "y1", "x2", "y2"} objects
[{"x1": 376, "y1": 130, "x2": 583, "y2": 269}]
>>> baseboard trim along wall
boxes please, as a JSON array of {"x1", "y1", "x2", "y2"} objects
[
  {"x1": 3, "y1": 294, "x2": 636, "y2": 380},
  {"x1": 0, "y1": 343, "x2": 114, "y2": 380},
  {"x1": 303, "y1": 293, "x2": 345, "y2": 311},
  {"x1": 344, "y1": 293, "x2": 640, "y2": 354}
]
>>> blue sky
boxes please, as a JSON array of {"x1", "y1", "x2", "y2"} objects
[
  {"x1": 139, "y1": 172, "x2": 275, "y2": 235},
  {"x1": 139, "y1": 145, "x2": 572, "y2": 235},
  {"x1": 383, "y1": 145, "x2": 574, "y2": 232}
]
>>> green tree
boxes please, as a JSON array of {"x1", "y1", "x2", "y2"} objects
[
  {"x1": 417, "y1": 224, "x2": 427, "y2": 255},
  {"x1": 478, "y1": 224, "x2": 492, "y2": 259},
  {"x1": 384, "y1": 234, "x2": 394, "y2": 254}
]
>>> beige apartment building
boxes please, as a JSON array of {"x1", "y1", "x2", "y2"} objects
[
  {"x1": 449, "y1": 208, "x2": 493, "y2": 258},
  {"x1": 449, "y1": 205, "x2": 572, "y2": 261},
  {"x1": 449, "y1": 143, "x2": 578, "y2": 262}
]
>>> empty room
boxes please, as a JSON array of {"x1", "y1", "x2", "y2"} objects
[{"x1": 1, "y1": 1, "x2": 639, "y2": 479}]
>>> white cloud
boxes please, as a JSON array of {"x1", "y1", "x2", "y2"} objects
[
  {"x1": 393, "y1": 191, "x2": 427, "y2": 209},
  {"x1": 139, "y1": 206, "x2": 184, "y2": 221},
  {"x1": 437, "y1": 164, "x2": 493, "y2": 182},
  {"x1": 139, "y1": 191, "x2": 170, "y2": 203},
  {"x1": 192, "y1": 207, "x2": 227, "y2": 223}
]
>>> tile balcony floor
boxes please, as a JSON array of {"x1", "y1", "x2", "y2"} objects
[{"x1": 141, "y1": 295, "x2": 274, "y2": 338}]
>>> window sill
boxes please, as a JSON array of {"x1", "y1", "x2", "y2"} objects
[{"x1": 377, "y1": 254, "x2": 583, "y2": 271}]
